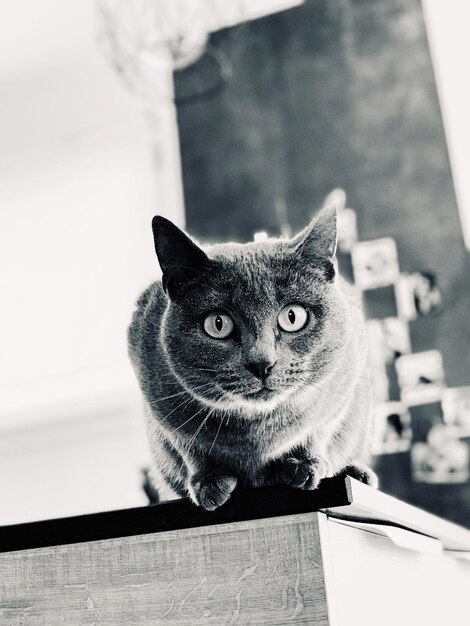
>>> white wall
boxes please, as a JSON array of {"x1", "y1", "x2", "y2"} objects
[
  {"x1": 0, "y1": 0, "x2": 184, "y2": 522},
  {"x1": 422, "y1": 0, "x2": 470, "y2": 250},
  {"x1": 0, "y1": 0, "x2": 182, "y2": 405}
]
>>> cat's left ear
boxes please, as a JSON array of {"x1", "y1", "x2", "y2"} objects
[
  {"x1": 152, "y1": 216, "x2": 210, "y2": 298},
  {"x1": 291, "y1": 204, "x2": 337, "y2": 280}
]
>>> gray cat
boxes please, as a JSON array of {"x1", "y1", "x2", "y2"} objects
[{"x1": 128, "y1": 205, "x2": 377, "y2": 511}]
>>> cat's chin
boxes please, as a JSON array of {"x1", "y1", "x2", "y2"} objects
[
  {"x1": 244, "y1": 387, "x2": 277, "y2": 401},
  {"x1": 191, "y1": 386, "x2": 296, "y2": 416}
]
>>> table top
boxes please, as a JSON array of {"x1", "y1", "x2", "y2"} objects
[{"x1": 1, "y1": 476, "x2": 469, "y2": 553}]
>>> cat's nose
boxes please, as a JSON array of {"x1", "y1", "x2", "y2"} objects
[{"x1": 246, "y1": 360, "x2": 276, "y2": 382}]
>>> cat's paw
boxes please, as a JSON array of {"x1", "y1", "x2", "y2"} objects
[
  {"x1": 279, "y1": 456, "x2": 328, "y2": 490},
  {"x1": 188, "y1": 469, "x2": 237, "y2": 511},
  {"x1": 342, "y1": 464, "x2": 379, "y2": 488}
]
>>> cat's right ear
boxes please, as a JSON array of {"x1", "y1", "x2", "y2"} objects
[
  {"x1": 151, "y1": 216, "x2": 210, "y2": 298},
  {"x1": 289, "y1": 202, "x2": 338, "y2": 281}
]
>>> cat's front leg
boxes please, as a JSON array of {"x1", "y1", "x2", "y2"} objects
[
  {"x1": 275, "y1": 448, "x2": 330, "y2": 491},
  {"x1": 188, "y1": 465, "x2": 237, "y2": 511}
]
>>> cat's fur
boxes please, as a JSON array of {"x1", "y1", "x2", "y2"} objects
[{"x1": 128, "y1": 205, "x2": 377, "y2": 510}]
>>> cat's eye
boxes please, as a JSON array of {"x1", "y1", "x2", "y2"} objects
[
  {"x1": 203, "y1": 312, "x2": 234, "y2": 339},
  {"x1": 278, "y1": 304, "x2": 308, "y2": 332}
]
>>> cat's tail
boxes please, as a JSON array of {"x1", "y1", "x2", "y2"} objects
[{"x1": 141, "y1": 467, "x2": 160, "y2": 505}]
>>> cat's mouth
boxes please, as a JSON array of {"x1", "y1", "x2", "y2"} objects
[{"x1": 244, "y1": 386, "x2": 277, "y2": 400}]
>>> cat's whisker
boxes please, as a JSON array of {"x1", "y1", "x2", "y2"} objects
[
  {"x1": 323, "y1": 369, "x2": 369, "y2": 380},
  {"x1": 181, "y1": 410, "x2": 213, "y2": 461},
  {"x1": 148, "y1": 382, "x2": 214, "y2": 406},
  {"x1": 169, "y1": 405, "x2": 206, "y2": 435},
  {"x1": 208, "y1": 415, "x2": 224, "y2": 455},
  {"x1": 148, "y1": 388, "x2": 192, "y2": 405},
  {"x1": 295, "y1": 364, "x2": 370, "y2": 387},
  {"x1": 294, "y1": 374, "x2": 370, "y2": 402},
  {"x1": 159, "y1": 394, "x2": 200, "y2": 422},
  {"x1": 174, "y1": 407, "x2": 217, "y2": 485}
]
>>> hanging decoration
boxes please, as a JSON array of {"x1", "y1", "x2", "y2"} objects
[{"x1": 96, "y1": 0, "x2": 233, "y2": 104}]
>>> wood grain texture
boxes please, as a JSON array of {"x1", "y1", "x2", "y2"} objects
[{"x1": 0, "y1": 513, "x2": 329, "y2": 625}]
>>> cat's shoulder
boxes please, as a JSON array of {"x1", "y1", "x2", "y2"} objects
[
  {"x1": 336, "y1": 274, "x2": 363, "y2": 310},
  {"x1": 128, "y1": 281, "x2": 167, "y2": 349},
  {"x1": 134, "y1": 280, "x2": 166, "y2": 314},
  {"x1": 336, "y1": 273, "x2": 359, "y2": 295}
]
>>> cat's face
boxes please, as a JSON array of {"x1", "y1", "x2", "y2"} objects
[{"x1": 153, "y1": 207, "x2": 347, "y2": 413}]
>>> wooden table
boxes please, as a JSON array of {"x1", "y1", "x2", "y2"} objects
[{"x1": 1, "y1": 476, "x2": 470, "y2": 625}]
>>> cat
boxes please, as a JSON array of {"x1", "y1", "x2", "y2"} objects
[{"x1": 128, "y1": 203, "x2": 377, "y2": 511}]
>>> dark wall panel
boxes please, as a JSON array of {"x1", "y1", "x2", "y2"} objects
[
  {"x1": 176, "y1": 0, "x2": 469, "y2": 387},
  {"x1": 175, "y1": 0, "x2": 470, "y2": 524}
]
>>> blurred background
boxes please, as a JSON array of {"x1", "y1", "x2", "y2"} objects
[{"x1": 1, "y1": 0, "x2": 469, "y2": 527}]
